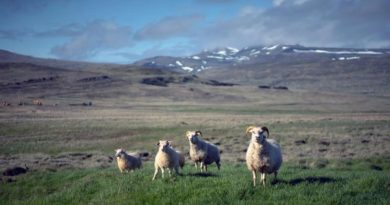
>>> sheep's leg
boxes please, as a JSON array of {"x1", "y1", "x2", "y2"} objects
[
  {"x1": 216, "y1": 161, "x2": 221, "y2": 170},
  {"x1": 152, "y1": 168, "x2": 159, "y2": 181},
  {"x1": 252, "y1": 170, "x2": 257, "y2": 187},
  {"x1": 261, "y1": 173, "x2": 266, "y2": 187},
  {"x1": 200, "y1": 162, "x2": 205, "y2": 172},
  {"x1": 194, "y1": 162, "x2": 198, "y2": 170},
  {"x1": 273, "y1": 171, "x2": 278, "y2": 183},
  {"x1": 161, "y1": 168, "x2": 165, "y2": 178},
  {"x1": 175, "y1": 166, "x2": 179, "y2": 175},
  {"x1": 168, "y1": 168, "x2": 172, "y2": 177}
]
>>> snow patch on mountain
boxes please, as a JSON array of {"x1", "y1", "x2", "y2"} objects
[
  {"x1": 250, "y1": 50, "x2": 261, "y2": 56},
  {"x1": 176, "y1": 61, "x2": 183, "y2": 66},
  {"x1": 237, "y1": 56, "x2": 250, "y2": 61},
  {"x1": 227, "y1": 47, "x2": 239, "y2": 53},
  {"x1": 333, "y1": 56, "x2": 361, "y2": 61},
  {"x1": 182, "y1": 66, "x2": 194, "y2": 72},
  {"x1": 207, "y1": 55, "x2": 224, "y2": 60},
  {"x1": 294, "y1": 49, "x2": 383, "y2": 55},
  {"x1": 263, "y1": 45, "x2": 279, "y2": 50},
  {"x1": 216, "y1": 50, "x2": 227, "y2": 55}
]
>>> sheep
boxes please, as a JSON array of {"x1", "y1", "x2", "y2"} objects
[
  {"x1": 114, "y1": 149, "x2": 142, "y2": 173},
  {"x1": 152, "y1": 140, "x2": 180, "y2": 180},
  {"x1": 169, "y1": 144, "x2": 186, "y2": 169},
  {"x1": 245, "y1": 126, "x2": 283, "y2": 187},
  {"x1": 186, "y1": 131, "x2": 221, "y2": 172},
  {"x1": 177, "y1": 150, "x2": 185, "y2": 169}
]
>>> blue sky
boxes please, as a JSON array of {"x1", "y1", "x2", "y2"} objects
[{"x1": 0, "y1": 0, "x2": 389, "y2": 63}]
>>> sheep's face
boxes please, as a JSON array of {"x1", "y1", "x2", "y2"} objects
[
  {"x1": 157, "y1": 140, "x2": 171, "y2": 152},
  {"x1": 115, "y1": 149, "x2": 125, "y2": 158},
  {"x1": 246, "y1": 126, "x2": 269, "y2": 144},
  {"x1": 186, "y1": 131, "x2": 201, "y2": 144}
]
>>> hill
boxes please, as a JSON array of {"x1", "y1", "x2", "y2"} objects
[
  {"x1": 1, "y1": 47, "x2": 389, "y2": 204},
  {"x1": 134, "y1": 45, "x2": 390, "y2": 95}
]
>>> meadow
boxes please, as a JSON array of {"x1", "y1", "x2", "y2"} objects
[
  {"x1": 1, "y1": 162, "x2": 390, "y2": 205},
  {"x1": 1, "y1": 96, "x2": 390, "y2": 204},
  {"x1": 1, "y1": 70, "x2": 390, "y2": 205}
]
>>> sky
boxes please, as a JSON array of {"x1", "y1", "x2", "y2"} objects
[{"x1": 0, "y1": 0, "x2": 389, "y2": 63}]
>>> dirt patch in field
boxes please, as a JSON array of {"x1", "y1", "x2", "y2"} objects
[{"x1": 0, "y1": 152, "x2": 115, "y2": 172}]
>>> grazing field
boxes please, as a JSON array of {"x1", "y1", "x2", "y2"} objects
[
  {"x1": 1, "y1": 162, "x2": 390, "y2": 205},
  {"x1": 1, "y1": 63, "x2": 390, "y2": 204},
  {"x1": 1, "y1": 94, "x2": 390, "y2": 204}
]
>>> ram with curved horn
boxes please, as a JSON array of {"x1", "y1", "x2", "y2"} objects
[{"x1": 245, "y1": 126, "x2": 282, "y2": 186}]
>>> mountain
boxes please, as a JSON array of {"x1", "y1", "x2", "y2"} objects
[
  {"x1": 1, "y1": 45, "x2": 390, "y2": 97},
  {"x1": 0, "y1": 49, "x2": 117, "y2": 71},
  {"x1": 133, "y1": 45, "x2": 390, "y2": 95},
  {"x1": 133, "y1": 44, "x2": 390, "y2": 73},
  {"x1": 0, "y1": 49, "x2": 243, "y2": 105}
]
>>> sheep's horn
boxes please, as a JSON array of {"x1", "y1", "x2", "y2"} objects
[
  {"x1": 246, "y1": 126, "x2": 257, "y2": 134},
  {"x1": 261, "y1": 127, "x2": 269, "y2": 137}
]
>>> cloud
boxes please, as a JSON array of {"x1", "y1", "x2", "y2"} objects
[
  {"x1": 0, "y1": 29, "x2": 33, "y2": 40},
  {"x1": 50, "y1": 20, "x2": 133, "y2": 60},
  {"x1": 197, "y1": 0, "x2": 390, "y2": 49},
  {"x1": 0, "y1": 0, "x2": 50, "y2": 13},
  {"x1": 115, "y1": 42, "x2": 199, "y2": 62},
  {"x1": 273, "y1": 0, "x2": 309, "y2": 6},
  {"x1": 35, "y1": 23, "x2": 84, "y2": 38},
  {"x1": 134, "y1": 15, "x2": 203, "y2": 40},
  {"x1": 194, "y1": 0, "x2": 236, "y2": 4}
]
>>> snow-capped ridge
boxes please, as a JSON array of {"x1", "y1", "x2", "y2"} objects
[
  {"x1": 293, "y1": 49, "x2": 383, "y2": 55},
  {"x1": 133, "y1": 44, "x2": 389, "y2": 74}
]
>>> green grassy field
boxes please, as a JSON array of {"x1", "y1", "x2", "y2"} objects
[
  {"x1": 1, "y1": 161, "x2": 390, "y2": 205},
  {"x1": 1, "y1": 77, "x2": 390, "y2": 204}
]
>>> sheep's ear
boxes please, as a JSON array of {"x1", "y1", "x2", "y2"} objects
[
  {"x1": 246, "y1": 126, "x2": 256, "y2": 134},
  {"x1": 195, "y1": 131, "x2": 202, "y2": 136},
  {"x1": 261, "y1": 127, "x2": 269, "y2": 138},
  {"x1": 156, "y1": 142, "x2": 160, "y2": 146}
]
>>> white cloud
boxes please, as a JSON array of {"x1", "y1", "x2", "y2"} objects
[
  {"x1": 50, "y1": 20, "x2": 133, "y2": 60},
  {"x1": 197, "y1": 0, "x2": 390, "y2": 49},
  {"x1": 134, "y1": 15, "x2": 203, "y2": 40}
]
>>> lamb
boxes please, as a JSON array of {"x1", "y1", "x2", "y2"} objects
[
  {"x1": 245, "y1": 126, "x2": 282, "y2": 187},
  {"x1": 177, "y1": 151, "x2": 185, "y2": 169},
  {"x1": 174, "y1": 149, "x2": 186, "y2": 169},
  {"x1": 186, "y1": 131, "x2": 221, "y2": 172},
  {"x1": 168, "y1": 143, "x2": 185, "y2": 169},
  {"x1": 152, "y1": 140, "x2": 180, "y2": 180},
  {"x1": 114, "y1": 149, "x2": 142, "y2": 173}
]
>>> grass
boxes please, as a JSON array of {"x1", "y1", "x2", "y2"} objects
[{"x1": 1, "y1": 162, "x2": 390, "y2": 205}]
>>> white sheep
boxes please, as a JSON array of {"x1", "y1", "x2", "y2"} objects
[
  {"x1": 152, "y1": 140, "x2": 180, "y2": 180},
  {"x1": 115, "y1": 149, "x2": 142, "y2": 173},
  {"x1": 245, "y1": 126, "x2": 282, "y2": 186},
  {"x1": 186, "y1": 131, "x2": 221, "y2": 172}
]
